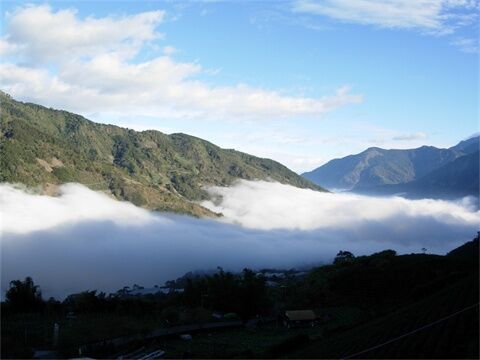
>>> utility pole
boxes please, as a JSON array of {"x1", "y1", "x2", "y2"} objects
[{"x1": 53, "y1": 323, "x2": 59, "y2": 348}]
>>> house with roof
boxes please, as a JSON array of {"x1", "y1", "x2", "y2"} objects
[{"x1": 284, "y1": 310, "x2": 317, "y2": 328}]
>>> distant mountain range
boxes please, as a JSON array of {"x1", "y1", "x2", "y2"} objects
[
  {"x1": 302, "y1": 136, "x2": 479, "y2": 199},
  {"x1": 0, "y1": 92, "x2": 324, "y2": 217}
]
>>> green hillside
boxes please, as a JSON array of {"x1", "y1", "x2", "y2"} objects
[{"x1": 0, "y1": 92, "x2": 325, "y2": 216}]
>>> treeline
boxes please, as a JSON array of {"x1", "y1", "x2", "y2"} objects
[
  {"x1": 2, "y1": 280, "x2": 178, "y2": 318},
  {"x1": 3, "y1": 238, "x2": 478, "y2": 320},
  {"x1": 2, "y1": 268, "x2": 270, "y2": 320},
  {"x1": 1, "y1": 269, "x2": 272, "y2": 358},
  {"x1": 284, "y1": 245, "x2": 478, "y2": 315}
]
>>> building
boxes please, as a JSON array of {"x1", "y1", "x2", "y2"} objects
[{"x1": 284, "y1": 310, "x2": 317, "y2": 328}]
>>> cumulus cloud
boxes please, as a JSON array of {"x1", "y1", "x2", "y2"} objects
[
  {"x1": 0, "y1": 4, "x2": 361, "y2": 120},
  {"x1": 1, "y1": 182, "x2": 478, "y2": 298},
  {"x1": 292, "y1": 0, "x2": 479, "y2": 34},
  {"x1": 3, "y1": 5, "x2": 164, "y2": 62}
]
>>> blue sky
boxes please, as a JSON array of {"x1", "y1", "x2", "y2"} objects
[{"x1": 1, "y1": 0, "x2": 478, "y2": 172}]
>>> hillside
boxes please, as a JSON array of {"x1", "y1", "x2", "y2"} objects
[
  {"x1": 286, "y1": 237, "x2": 479, "y2": 359},
  {"x1": 362, "y1": 151, "x2": 479, "y2": 199},
  {"x1": 291, "y1": 275, "x2": 478, "y2": 359},
  {"x1": 450, "y1": 135, "x2": 479, "y2": 155},
  {"x1": 302, "y1": 137, "x2": 479, "y2": 198},
  {"x1": 0, "y1": 92, "x2": 325, "y2": 216}
]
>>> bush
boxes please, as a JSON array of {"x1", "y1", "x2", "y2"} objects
[
  {"x1": 52, "y1": 167, "x2": 74, "y2": 182},
  {"x1": 266, "y1": 334, "x2": 310, "y2": 358}
]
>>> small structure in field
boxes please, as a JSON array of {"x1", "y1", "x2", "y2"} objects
[
  {"x1": 180, "y1": 334, "x2": 192, "y2": 341},
  {"x1": 284, "y1": 310, "x2": 317, "y2": 328},
  {"x1": 212, "y1": 311, "x2": 224, "y2": 319}
]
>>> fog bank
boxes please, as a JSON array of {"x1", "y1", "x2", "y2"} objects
[
  {"x1": 1, "y1": 182, "x2": 478, "y2": 298},
  {"x1": 201, "y1": 180, "x2": 479, "y2": 231}
]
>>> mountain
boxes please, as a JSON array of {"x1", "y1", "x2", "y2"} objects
[
  {"x1": 450, "y1": 134, "x2": 479, "y2": 155},
  {"x1": 366, "y1": 151, "x2": 479, "y2": 199},
  {"x1": 0, "y1": 92, "x2": 325, "y2": 216},
  {"x1": 302, "y1": 136, "x2": 479, "y2": 198}
]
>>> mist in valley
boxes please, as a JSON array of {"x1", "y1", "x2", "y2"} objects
[{"x1": 1, "y1": 181, "x2": 478, "y2": 299}]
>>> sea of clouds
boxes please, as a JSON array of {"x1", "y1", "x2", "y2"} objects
[{"x1": 1, "y1": 181, "x2": 478, "y2": 298}]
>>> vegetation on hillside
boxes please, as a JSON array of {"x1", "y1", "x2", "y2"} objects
[
  {"x1": 2, "y1": 236, "x2": 478, "y2": 359},
  {"x1": 369, "y1": 151, "x2": 479, "y2": 199},
  {"x1": 302, "y1": 137, "x2": 479, "y2": 198},
  {"x1": 0, "y1": 91, "x2": 324, "y2": 216}
]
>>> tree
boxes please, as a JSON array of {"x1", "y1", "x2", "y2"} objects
[
  {"x1": 334, "y1": 250, "x2": 355, "y2": 265},
  {"x1": 238, "y1": 268, "x2": 270, "y2": 320},
  {"x1": 5, "y1": 277, "x2": 44, "y2": 313}
]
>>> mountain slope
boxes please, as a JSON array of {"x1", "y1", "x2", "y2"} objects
[
  {"x1": 449, "y1": 135, "x2": 479, "y2": 155},
  {"x1": 0, "y1": 92, "x2": 325, "y2": 216},
  {"x1": 302, "y1": 137, "x2": 478, "y2": 195},
  {"x1": 364, "y1": 151, "x2": 479, "y2": 199},
  {"x1": 289, "y1": 237, "x2": 479, "y2": 359}
]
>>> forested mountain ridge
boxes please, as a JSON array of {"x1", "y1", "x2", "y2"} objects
[
  {"x1": 302, "y1": 135, "x2": 479, "y2": 198},
  {"x1": 362, "y1": 150, "x2": 479, "y2": 199},
  {"x1": 0, "y1": 92, "x2": 325, "y2": 216}
]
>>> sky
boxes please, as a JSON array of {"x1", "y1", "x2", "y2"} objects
[{"x1": 0, "y1": 0, "x2": 478, "y2": 172}]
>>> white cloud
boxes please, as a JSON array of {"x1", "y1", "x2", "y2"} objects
[
  {"x1": 450, "y1": 37, "x2": 480, "y2": 53},
  {"x1": 4, "y1": 4, "x2": 164, "y2": 62},
  {"x1": 1, "y1": 182, "x2": 477, "y2": 298},
  {"x1": 392, "y1": 132, "x2": 428, "y2": 141},
  {"x1": 163, "y1": 45, "x2": 179, "y2": 56},
  {"x1": 0, "y1": 183, "x2": 156, "y2": 234},
  {"x1": 285, "y1": 155, "x2": 329, "y2": 172},
  {"x1": 292, "y1": 0, "x2": 479, "y2": 34},
  {"x1": 0, "y1": 4, "x2": 362, "y2": 121},
  {"x1": 337, "y1": 123, "x2": 438, "y2": 150},
  {"x1": 202, "y1": 180, "x2": 479, "y2": 230},
  {"x1": 0, "y1": 38, "x2": 23, "y2": 56}
]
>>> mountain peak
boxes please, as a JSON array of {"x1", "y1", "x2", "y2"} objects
[{"x1": 302, "y1": 139, "x2": 478, "y2": 198}]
